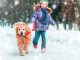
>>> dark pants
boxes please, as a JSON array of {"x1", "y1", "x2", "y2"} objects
[{"x1": 33, "y1": 31, "x2": 46, "y2": 49}]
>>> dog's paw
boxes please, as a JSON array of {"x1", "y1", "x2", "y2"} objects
[
  {"x1": 20, "y1": 50, "x2": 26, "y2": 56},
  {"x1": 26, "y1": 52, "x2": 29, "y2": 54},
  {"x1": 20, "y1": 54, "x2": 25, "y2": 56}
]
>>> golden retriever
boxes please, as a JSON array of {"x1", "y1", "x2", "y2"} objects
[{"x1": 15, "y1": 22, "x2": 31, "y2": 56}]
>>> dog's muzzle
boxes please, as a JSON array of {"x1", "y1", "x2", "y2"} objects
[{"x1": 20, "y1": 32, "x2": 23, "y2": 36}]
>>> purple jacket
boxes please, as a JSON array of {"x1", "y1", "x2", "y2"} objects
[{"x1": 31, "y1": 9, "x2": 55, "y2": 31}]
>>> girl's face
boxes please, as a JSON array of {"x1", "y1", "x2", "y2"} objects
[{"x1": 41, "y1": 2, "x2": 48, "y2": 8}]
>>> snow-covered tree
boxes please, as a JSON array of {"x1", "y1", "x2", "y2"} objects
[
  {"x1": 0, "y1": 0, "x2": 41, "y2": 27},
  {"x1": 74, "y1": 0, "x2": 80, "y2": 30},
  {"x1": 61, "y1": 0, "x2": 75, "y2": 30}
]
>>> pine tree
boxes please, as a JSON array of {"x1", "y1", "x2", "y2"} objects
[
  {"x1": 0, "y1": 0, "x2": 41, "y2": 27},
  {"x1": 61, "y1": 0, "x2": 75, "y2": 30},
  {"x1": 74, "y1": 0, "x2": 80, "y2": 30}
]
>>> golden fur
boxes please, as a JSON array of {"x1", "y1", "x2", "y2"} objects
[{"x1": 15, "y1": 22, "x2": 31, "y2": 56}]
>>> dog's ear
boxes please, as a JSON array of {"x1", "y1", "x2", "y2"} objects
[
  {"x1": 16, "y1": 27, "x2": 18, "y2": 34},
  {"x1": 15, "y1": 24, "x2": 19, "y2": 34}
]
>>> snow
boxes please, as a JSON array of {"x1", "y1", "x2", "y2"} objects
[
  {"x1": 14, "y1": 0, "x2": 19, "y2": 6},
  {"x1": 76, "y1": 13, "x2": 79, "y2": 18},
  {"x1": 0, "y1": 3, "x2": 2, "y2": 7},
  {"x1": 5, "y1": 11, "x2": 8, "y2": 15},
  {"x1": 52, "y1": 4, "x2": 57, "y2": 9},
  {"x1": 64, "y1": 1, "x2": 67, "y2": 5},
  {"x1": 0, "y1": 25, "x2": 80, "y2": 60}
]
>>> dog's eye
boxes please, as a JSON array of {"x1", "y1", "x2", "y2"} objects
[
  {"x1": 19, "y1": 29, "x2": 20, "y2": 30},
  {"x1": 23, "y1": 29, "x2": 24, "y2": 30}
]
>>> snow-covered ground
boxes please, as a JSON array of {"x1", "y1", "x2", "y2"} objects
[{"x1": 0, "y1": 25, "x2": 80, "y2": 60}]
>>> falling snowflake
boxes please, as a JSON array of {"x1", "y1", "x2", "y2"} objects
[
  {"x1": 10, "y1": 4, "x2": 13, "y2": 8},
  {"x1": 64, "y1": 1, "x2": 67, "y2": 5},
  {"x1": 52, "y1": 4, "x2": 57, "y2": 9},
  {"x1": 5, "y1": 11, "x2": 8, "y2": 15},
  {"x1": 0, "y1": 3, "x2": 2, "y2": 7},
  {"x1": 14, "y1": 0, "x2": 19, "y2": 6},
  {"x1": 76, "y1": 13, "x2": 79, "y2": 18}
]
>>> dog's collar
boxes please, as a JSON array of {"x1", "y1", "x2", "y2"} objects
[
  {"x1": 25, "y1": 31, "x2": 30, "y2": 35},
  {"x1": 16, "y1": 31, "x2": 30, "y2": 38}
]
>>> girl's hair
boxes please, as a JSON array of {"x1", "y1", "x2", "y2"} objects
[
  {"x1": 46, "y1": 7, "x2": 52, "y2": 14},
  {"x1": 33, "y1": 4, "x2": 41, "y2": 11},
  {"x1": 33, "y1": 3, "x2": 52, "y2": 14}
]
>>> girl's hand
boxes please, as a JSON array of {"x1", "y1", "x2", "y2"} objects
[
  {"x1": 32, "y1": 23, "x2": 36, "y2": 31},
  {"x1": 28, "y1": 23, "x2": 35, "y2": 31}
]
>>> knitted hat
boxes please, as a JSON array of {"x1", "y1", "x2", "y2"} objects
[{"x1": 40, "y1": 0, "x2": 48, "y2": 4}]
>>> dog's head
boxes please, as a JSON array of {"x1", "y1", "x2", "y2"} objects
[{"x1": 15, "y1": 22, "x2": 28, "y2": 36}]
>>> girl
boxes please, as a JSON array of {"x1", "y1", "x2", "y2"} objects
[{"x1": 31, "y1": 1, "x2": 56, "y2": 53}]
